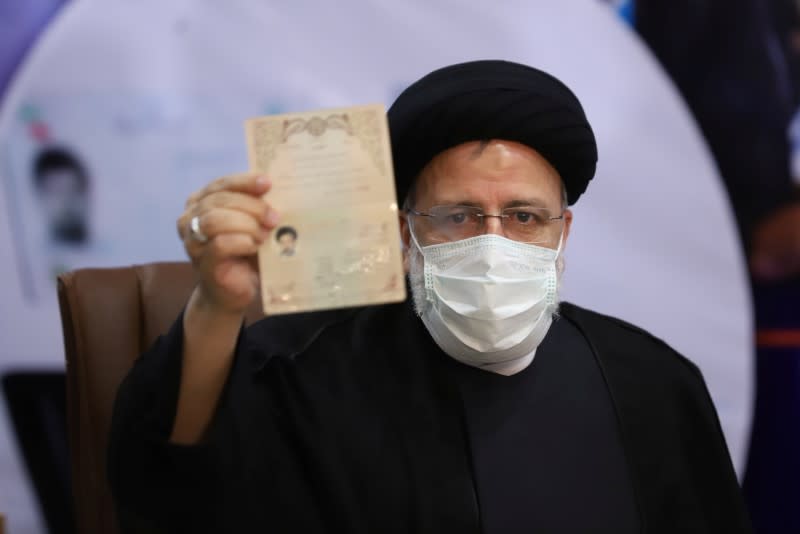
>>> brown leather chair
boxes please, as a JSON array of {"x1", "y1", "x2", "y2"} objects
[{"x1": 57, "y1": 262, "x2": 263, "y2": 534}]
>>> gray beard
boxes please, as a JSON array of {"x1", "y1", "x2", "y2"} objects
[
  {"x1": 407, "y1": 241, "x2": 429, "y2": 316},
  {"x1": 406, "y1": 239, "x2": 565, "y2": 317}
]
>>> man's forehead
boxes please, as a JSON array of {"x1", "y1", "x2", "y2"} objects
[
  {"x1": 414, "y1": 140, "x2": 564, "y2": 199},
  {"x1": 472, "y1": 141, "x2": 523, "y2": 169},
  {"x1": 451, "y1": 140, "x2": 559, "y2": 173}
]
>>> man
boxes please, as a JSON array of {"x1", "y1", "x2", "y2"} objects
[
  {"x1": 635, "y1": 2, "x2": 800, "y2": 529},
  {"x1": 108, "y1": 61, "x2": 751, "y2": 533}
]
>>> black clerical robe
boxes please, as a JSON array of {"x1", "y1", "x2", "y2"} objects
[{"x1": 108, "y1": 301, "x2": 751, "y2": 533}]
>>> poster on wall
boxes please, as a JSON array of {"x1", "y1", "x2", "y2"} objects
[{"x1": 2, "y1": 93, "x2": 261, "y2": 302}]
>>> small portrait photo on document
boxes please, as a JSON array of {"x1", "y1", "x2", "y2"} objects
[{"x1": 275, "y1": 225, "x2": 298, "y2": 257}]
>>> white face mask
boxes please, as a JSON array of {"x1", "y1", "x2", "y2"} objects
[{"x1": 409, "y1": 232, "x2": 561, "y2": 375}]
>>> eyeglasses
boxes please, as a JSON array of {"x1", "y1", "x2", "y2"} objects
[{"x1": 407, "y1": 204, "x2": 564, "y2": 244}]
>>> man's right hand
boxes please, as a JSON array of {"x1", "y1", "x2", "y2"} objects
[
  {"x1": 170, "y1": 173, "x2": 278, "y2": 444},
  {"x1": 177, "y1": 173, "x2": 279, "y2": 315}
]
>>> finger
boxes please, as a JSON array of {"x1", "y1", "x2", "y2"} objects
[
  {"x1": 177, "y1": 211, "x2": 200, "y2": 241},
  {"x1": 203, "y1": 233, "x2": 260, "y2": 262},
  {"x1": 186, "y1": 232, "x2": 258, "y2": 266},
  {"x1": 177, "y1": 214, "x2": 188, "y2": 240},
  {"x1": 194, "y1": 191, "x2": 279, "y2": 227},
  {"x1": 195, "y1": 208, "x2": 267, "y2": 243},
  {"x1": 183, "y1": 228, "x2": 263, "y2": 265},
  {"x1": 187, "y1": 173, "x2": 271, "y2": 207},
  {"x1": 177, "y1": 197, "x2": 277, "y2": 243}
]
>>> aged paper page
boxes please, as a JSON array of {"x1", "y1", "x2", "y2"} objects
[{"x1": 245, "y1": 104, "x2": 406, "y2": 315}]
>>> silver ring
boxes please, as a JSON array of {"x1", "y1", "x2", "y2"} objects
[{"x1": 189, "y1": 215, "x2": 209, "y2": 244}]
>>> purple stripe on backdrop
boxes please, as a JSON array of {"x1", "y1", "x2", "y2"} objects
[
  {"x1": 0, "y1": 0, "x2": 70, "y2": 300},
  {"x1": 0, "y1": 0, "x2": 70, "y2": 100}
]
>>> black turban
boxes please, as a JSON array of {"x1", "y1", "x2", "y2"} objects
[{"x1": 387, "y1": 60, "x2": 597, "y2": 206}]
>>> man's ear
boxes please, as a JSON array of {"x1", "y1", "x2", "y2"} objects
[
  {"x1": 562, "y1": 208, "x2": 573, "y2": 249},
  {"x1": 399, "y1": 212, "x2": 411, "y2": 274}
]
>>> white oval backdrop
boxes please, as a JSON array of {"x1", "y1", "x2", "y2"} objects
[{"x1": 0, "y1": 2, "x2": 752, "y2": 530}]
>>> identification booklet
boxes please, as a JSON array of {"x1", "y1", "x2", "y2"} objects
[{"x1": 245, "y1": 104, "x2": 406, "y2": 315}]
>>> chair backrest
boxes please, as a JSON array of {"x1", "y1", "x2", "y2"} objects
[{"x1": 57, "y1": 262, "x2": 263, "y2": 534}]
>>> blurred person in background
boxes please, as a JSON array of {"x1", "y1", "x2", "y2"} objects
[{"x1": 635, "y1": 0, "x2": 800, "y2": 531}]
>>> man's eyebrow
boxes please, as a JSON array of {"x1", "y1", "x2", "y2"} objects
[
  {"x1": 504, "y1": 198, "x2": 549, "y2": 209},
  {"x1": 427, "y1": 198, "x2": 553, "y2": 210},
  {"x1": 434, "y1": 200, "x2": 482, "y2": 208}
]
